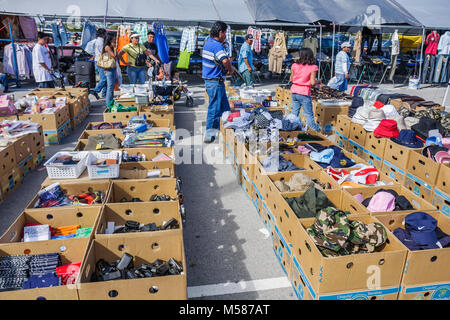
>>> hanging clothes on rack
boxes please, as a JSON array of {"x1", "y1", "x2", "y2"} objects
[
  {"x1": 18, "y1": 17, "x2": 37, "y2": 40},
  {"x1": 302, "y1": 30, "x2": 319, "y2": 58},
  {"x1": 247, "y1": 27, "x2": 262, "y2": 54},
  {"x1": 133, "y1": 22, "x2": 149, "y2": 44},
  {"x1": 1, "y1": 16, "x2": 20, "y2": 39},
  {"x1": 225, "y1": 26, "x2": 233, "y2": 57},
  {"x1": 388, "y1": 30, "x2": 400, "y2": 82},
  {"x1": 152, "y1": 23, "x2": 170, "y2": 64},
  {"x1": 81, "y1": 21, "x2": 97, "y2": 49},
  {"x1": 433, "y1": 31, "x2": 450, "y2": 83},
  {"x1": 51, "y1": 21, "x2": 69, "y2": 48},
  {"x1": 3, "y1": 43, "x2": 32, "y2": 79},
  {"x1": 117, "y1": 25, "x2": 131, "y2": 66},
  {"x1": 268, "y1": 32, "x2": 287, "y2": 74},
  {"x1": 352, "y1": 30, "x2": 362, "y2": 63},
  {"x1": 180, "y1": 27, "x2": 197, "y2": 53}
]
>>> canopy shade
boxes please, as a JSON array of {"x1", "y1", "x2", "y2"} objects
[{"x1": 395, "y1": 0, "x2": 450, "y2": 29}]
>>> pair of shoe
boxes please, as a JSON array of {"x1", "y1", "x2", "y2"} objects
[
  {"x1": 89, "y1": 90, "x2": 107, "y2": 100},
  {"x1": 204, "y1": 129, "x2": 219, "y2": 144}
]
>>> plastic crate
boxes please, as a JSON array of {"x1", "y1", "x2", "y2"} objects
[
  {"x1": 44, "y1": 152, "x2": 88, "y2": 179},
  {"x1": 86, "y1": 151, "x2": 122, "y2": 179}
]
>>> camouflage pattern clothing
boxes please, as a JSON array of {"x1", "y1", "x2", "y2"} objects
[{"x1": 306, "y1": 207, "x2": 387, "y2": 257}]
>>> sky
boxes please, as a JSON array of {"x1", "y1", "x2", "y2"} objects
[{"x1": 395, "y1": 0, "x2": 450, "y2": 28}]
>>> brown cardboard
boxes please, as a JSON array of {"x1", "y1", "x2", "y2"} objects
[
  {"x1": 431, "y1": 188, "x2": 450, "y2": 217},
  {"x1": 18, "y1": 105, "x2": 71, "y2": 130},
  {"x1": 315, "y1": 103, "x2": 349, "y2": 126},
  {"x1": 0, "y1": 207, "x2": 102, "y2": 244},
  {"x1": 96, "y1": 202, "x2": 182, "y2": 238},
  {"x1": 374, "y1": 212, "x2": 450, "y2": 288},
  {"x1": 120, "y1": 162, "x2": 175, "y2": 179},
  {"x1": 364, "y1": 132, "x2": 387, "y2": 158},
  {"x1": 381, "y1": 160, "x2": 406, "y2": 184},
  {"x1": 77, "y1": 234, "x2": 187, "y2": 300},
  {"x1": 103, "y1": 111, "x2": 139, "y2": 123},
  {"x1": 107, "y1": 179, "x2": 178, "y2": 203},
  {"x1": 74, "y1": 139, "x2": 88, "y2": 151},
  {"x1": 291, "y1": 214, "x2": 407, "y2": 295},
  {"x1": 404, "y1": 174, "x2": 434, "y2": 203},
  {"x1": 349, "y1": 123, "x2": 367, "y2": 146},
  {"x1": 270, "y1": 222, "x2": 293, "y2": 279},
  {"x1": 30, "y1": 125, "x2": 45, "y2": 154},
  {"x1": 398, "y1": 281, "x2": 450, "y2": 300},
  {"x1": 122, "y1": 147, "x2": 175, "y2": 162},
  {"x1": 0, "y1": 238, "x2": 89, "y2": 300},
  {"x1": 257, "y1": 154, "x2": 322, "y2": 178},
  {"x1": 436, "y1": 164, "x2": 450, "y2": 195},
  {"x1": 0, "y1": 143, "x2": 16, "y2": 176},
  {"x1": 27, "y1": 181, "x2": 111, "y2": 210},
  {"x1": 407, "y1": 150, "x2": 440, "y2": 186},
  {"x1": 13, "y1": 134, "x2": 32, "y2": 163},
  {"x1": 78, "y1": 129, "x2": 125, "y2": 141},
  {"x1": 139, "y1": 106, "x2": 175, "y2": 126},
  {"x1": 32, "y1": 145, "x2": 46, "y2": 169},
  {"x1": 336, "y1": 115, "x2": 352, "y2": 138},
  {"x1": 343, "y1": 185, "x2": 436, "y2": 215},
  {"x1": 0, "y1": 167, "x2": 21, "y2": 198}
]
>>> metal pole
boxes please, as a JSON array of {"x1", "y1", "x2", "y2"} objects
[
  {"x1": 331, "y1": 23, "x2": 336, "y2": 78},
  {"x1": 104, "y1": 0, "x2": 109, "y2": 28},
  {"x1": 418, "y1": 26, "x2": 426, "y2": 88},
  {"x1": 443, "y1": 80, "x2": 450, "y2": 107},
  {"x1": 8, "y1": 23, "x2": 21, "y2": 88},
  {"x1": 318, "y1": 23, "x2": 322, "y2": 80}
]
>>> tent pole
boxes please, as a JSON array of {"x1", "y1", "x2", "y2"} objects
[
  {"x1": 318, "y1": 22, "x2": 322, "y2": 80},
  {"x1": 443, "y1": 78, "x2": 450, "y2": 107},
  {"x1": 418, "y1": 26, "x2": 426, "y2": 89},
  {"x1": 331, "y1": 23, "x2": 335, "y2": 78}
]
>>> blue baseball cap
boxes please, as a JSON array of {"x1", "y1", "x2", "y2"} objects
[
  {"x1": 405, "y1": 212, "x2": 438, "y2": 248},
  {"x1": 310, "y1": 149, "x2": 334, "y2": 164}
]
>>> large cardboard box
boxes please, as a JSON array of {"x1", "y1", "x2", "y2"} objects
[
  {"x1": 336, "y1": 115, "x2": 352, "y2": 138},
  {"x1": 404, "y1": 173, "x2": 434, "y2": 203},
  {"x1": 0, "y1": 207, "x2": 102, "y2": 244},
  {"x1": 335, "y1": 131, "x2": 349, "y2": 150},
  {"x1": 0, "y1": 167, "x2": 21, "y2": 199},
  {"x1": 364, "y1": 132, "x2": 387, "y2": 159},
  {"x1": 398, "y1": 281, "x2": 450, "y2": 300},
  {"x1": 96, "y1": 202, "x2": 182, "y2": 239},
  {"x1": 375, "y1": 212, "x2": 450, "y2": 300},
  {"x1": 107, "y1": 179, "x2": 179, "y2": 203},
  {"x1": 361, "y1": 148, "x2": 383, "y2": 169},
  {"x1": 291, "y1": 214, "x2": 407, "y2": 297},
  {"x1": 32, "y1": 145, "x2": 46, "y2": 169},
  {"x1": 407, "y1": 150, "x2": 440, "y2": 187},
  {"x1": 122, "y1": 147, "x2": 175, "y2": 162},
  {"x1": 29, "y1": 125, "x2": 45, "y2": 154},
  {"x1": 43, "y1": 119, "x2": 72, "y2": 145},
  {"x1": 19, "y1": 105, "x2": 71, "y2": 130},
  {"x1": 435, "y1": 164, "x2": 450, "y2": 195},
  {"x1": 343, "y1": 185, "x2": 436, "y2": 215},
  {"x1": 349, "y1": 123, "x2": 367, "y2": 147},
  {"x1": 103, "y1": 111, "x2": 139, "y2": 123},
  {"x1": 381, "y1": 160, "x2": 406, "y2": 184},
  {"x1": 27, "y1": 181, "x2": 111, "y2": 210},
  {"x1": 383, "y1": 140, "x2": 418, "y2": 171},
  {"x1": 13, "y1": 134, "x2": 32, "y2": 163},
  {"x1": 0, "y1": 144, "x2": 16, "y2": 176},
  {"x1": 120, "y1": 161, "x2": 176, "y2": 179},
  {"x1": 0, "y1": 238, "x2": 89, "y2": 300},
  {"x1": 315, "y1": 103, "x2": 350, "y2": 127},
  {"x1": 348, "y1": 139, "x2": 365, "y2": 158},
  {"x1": 270, "y1": 221, "x2": 293, "y2": 279},
  {"x1": 77, "y1": 234, "x2": 187, "y2": 300},
  {"x1": 17, "y1": 154, "x2": 34, "y2": 181},
  {"x1": 139, "y1": 108, "x2": 175, "y2": 126},
  {"x1": 432, "y1": 188, "x2": 450, "y2": 217},
  {"x1": 257, "y1": 153, "x2": 322, "y2": 178},
  {"x1": 78, "y1": 129, "x2": 125, "y2": 141}
]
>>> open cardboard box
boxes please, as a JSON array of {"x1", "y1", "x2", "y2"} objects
[
  {"x1": 349, "y1": 122, "x2": 367, "y2": 147},
  {"x1": 122, "y1": 147, "x2": 175, "y2": 162},
  {"x1": 383, "y1": 139, "x2": 421, "y2": 171},
  {"x1": 436, "y1": 164, "x2": 450, "y2": 195},
  {"x1": 0, "y1": 143, "x2": 16, "y2": 177},
  {"x1": 120, "y1": 161, "x2": 176, "y2": 179},
  {"x1": 78, "y1": 129, "x2": 125, "y2": 141},
  {"x1": 374, "y1": 211, "x2": 450, "y2": 299},
  {"x1": 41, "y1": 170, "x2": 110, "y2": 187},
  {"x1": 27, "y1": 181, "x2": 111, "y2": 210},
  {"x1": 77, "y1": 234, "x2": 187, "y2": 300},
  {"x1": 0, "y1": 238, "x2": 90, "y2": 300},
  {"x1": 291, "y1": 214, "x2": 407, "y2": 297},
  {"x1": 257, "y1": 153, "x2": 322, "y2": 176},
  {"x1": 343, "y1": 185, "x2": 436, "y2": 216},
  {"x1": 407, "y1": 149, "x2": 441, "y2": 187},
  {"x1": 74, "y1": 139, "x2": 123, "y2": 152},
  {"x1": 336, "y1": 115, "x2": 352, "y2": 138},
  {"x1": 96, "y1": 202, "x2": 182, "y2": 239},
  {"x1": 364, "y1": 132, "x2": 387, "y2": 159},
  {"x1": 0, "y1": 207, "x2": 102, "y2": 245},
  {"x1": 107, "y1": 179, "x2": 179, "y2": 203}
]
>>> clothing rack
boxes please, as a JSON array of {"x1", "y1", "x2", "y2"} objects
[{"x1": 0, "y1": 22, "x2": 21, "y2": 88}]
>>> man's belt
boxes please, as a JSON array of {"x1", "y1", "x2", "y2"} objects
[{"x1": 205, "y1": 77, "x2": 224, "y2": 82}]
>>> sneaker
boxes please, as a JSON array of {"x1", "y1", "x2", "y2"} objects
[
  {"x1": 89, "y1": 90, "x2": 100, "y2": 100},
  {"x1": 203, "y1": 135, "x2": 216, "y2": 144}
]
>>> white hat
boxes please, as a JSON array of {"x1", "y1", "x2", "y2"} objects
[
  {"x1": 341, "y1": 42, "x2": 352, "y2": 48},
  {"x1": 381, "y1": 104, "x2": 400, "y2": 120},
  {"x1": 130, "y1": 34, "x2": 140, "y2": 39}
]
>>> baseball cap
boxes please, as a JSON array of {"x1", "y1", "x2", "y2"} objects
[
  {"x1": 245, "y1": 34, "x2": 254, "y2": 41},
  {"x1": 405, "y1": 212, "x2": 439, "y2": 248},
  {"x1": 341, "y1": 42, "x2": 352, "y2": 48},
  {"x1": 130, "y1": 34, "x2": 140, "y2": 39}
]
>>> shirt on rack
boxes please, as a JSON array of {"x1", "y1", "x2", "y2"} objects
[
  {"x1": 152, "y1": 23, "x2": 170, "y2": 64},
  {"x1": 180, "y1": 27, "x2": 197, "y2": 53},
  {"x1": 3, "y1": 44, "x2": 33, "y2": 79},
  {"x1": 437, "y1": 31, "x2": 450, "y2": 56},
  {"x1": 133, "y1": 23, "x2": 149, "y2": 45},
  {"x1": 19, "y1": 17, "x2": 37, "y2": 40},
  {"x1": 226, "y1": 26, "x2": 233, "y2": 57},
  {"x1": 81, "y1": 21, "x2": 97, "y2": 49},
  {"x1": 425, "y1": 32, "x2": 440, "y2": 56},
  {"x1": 32, "y1": 43, "x2": 53, "y2": 83},
  {"x1": 302, "y1": 37, "x2": 319, "y2": 58},
  {"x1": 391, "y1": 30, "x2": 400, "y2": 56},
  {"x1": 117, "y1": 26, "x2": 131, "y2": 66},
  {"x1": 51, "y1": 22, "x2": 69, "y2": 48},
  {"x1": 247, "y1": 27, "x2": 262, "y2": 54}
]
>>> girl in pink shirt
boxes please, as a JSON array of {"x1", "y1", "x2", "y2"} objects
[{"x1": 289, "y1": 48, "x2": 320, "y2": 131}]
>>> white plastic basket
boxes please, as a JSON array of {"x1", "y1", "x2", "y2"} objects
[
  {"x1": 44, "y1": 152, "x2": 88, "y2": 179},
  {"x1": 86, "y1": 151, "x2": 122, "y2": 179}
]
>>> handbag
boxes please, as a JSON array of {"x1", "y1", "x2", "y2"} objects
[
  {"x1": 97, "y1": 52, "x2": 116, "y2": 69},
  {"x1": 131, "y1": 45, "x2": 147, "y2": 67}
]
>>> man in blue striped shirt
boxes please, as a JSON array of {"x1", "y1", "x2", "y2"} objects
[
  {"x1": 202, "y1": 21, "x2": 234, "y2": 143},
  {"x1": 331, "y1": 42, "x2": 352, "y2": 92}
]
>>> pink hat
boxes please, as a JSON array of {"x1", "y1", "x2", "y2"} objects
[{"x1": 367, "y1": 192, "x2": 396, "y2": 212}]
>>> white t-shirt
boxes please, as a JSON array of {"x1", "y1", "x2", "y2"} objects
[
  {"x1": 94, "y1": 37, "x2": 104, "y2": 61},
  {"x1": 32, "y1": 44, "x2": 53, "y2": 83}
]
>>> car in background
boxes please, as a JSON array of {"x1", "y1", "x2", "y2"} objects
[{"x1": 287, "y1": 36, "x2": 303, "y2": 52}]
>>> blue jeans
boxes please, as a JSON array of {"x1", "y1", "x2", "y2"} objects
[
  {"x1": 332, "y1": 73, "x2": 348, "y2": 92},
  {"x1": 104, "y1": 68, "x2": 117, "y2": 106},
  {"x1": 205, "y1": 80, "x2": 230, "y2": 136},
  {"x1": 0, "y1": 74, "x2": 8, "y2": 92},
  {"x1": 291, "y1": 94, "x2": 319, "y2": 131},
  {"x1": 127, "y1": 66, "x2": 146, "y2": 84},
  {"x1": 37, "y1": 81, "x2": 55, "y2": 88},
  {"x1": 94, "y1": 62, "x2": 107, "y2": 96}
]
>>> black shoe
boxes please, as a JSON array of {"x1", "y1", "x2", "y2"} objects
[{"x1": 89, "y1": 90, "x2": 100, "y2": 100}]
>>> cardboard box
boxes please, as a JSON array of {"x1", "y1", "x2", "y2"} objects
[
  {"x1": 315, "y1": 103, "x2": 350, "y2": 127},
  {"x1": 107, "y1": 179, "x2": 178, "y2": 203},
  {"x1": 348, "y1": 139, "x2": 365, "y2": 158},
  {"x1": 374, "y1": 212, "x2": 450, "y2": 295},
  {"x1": 32, "y1": 146, "x2": 46, "y2": 169},
  {"x1": 0, "y1": 115, "x2": 19, "y2": 121},
  {"x1": 43, "y1": 119, "x2": 72, "y2": 145},
  {"x1": 87, "y1": 122, "x2": 127, "y2": 130},
  {"x1": 27, "y1": 181, "x2": 111, "y2": 210},
  {"x1": 432, "y1": 189, "x2": 450, "y2": 217},
  {"x1": 383, "y1": 140, "x2": 418, "y2": 171},
  {"x1": 77, "y1": 234, "x2": 187, "y2": 300},
  {"x1": 0, "y1": 238, "x2": 89, "y2": 300},
  {"x1": 436, "y1": 164, "x2": 450, "y2": 195},
  {"x1": 78, "y1": 129, "x2": 125, "y2": 141},
  {"x1": 404, "y1": 173, "x2": 434, "y2": 203},
  {"x1": 120, "y1": 161, "x2": 176, "y2": 179},
  {"x1": 270, "y1": 222, "x2": 293, "y2": 279},
  {"x1": 240, "y1": 165, "x2": 253, "y2": 200},
  {"x1": 343, "y1": 185, "x2": 436, "y2": 215},
  {"x1": 0, "y1": 167, "x2": 21, "y2": 199},
  {"x1": 19, "y1": 105, "x2": 71, "y2": 130},
  {"x1": 407, "y1": 150, "x2": 440, "y2": 187},
  {"x1": 361, "y1": 148, "x2": 383, "y2": 169},
  {"x1": 13, "y1": 134, "x2": 32, "y2": 163},
  {"x1": 139, "y1": 106, "x2": 175, "y2": 126},
  {"x1": 122, "y1": 147, "x2": 175, "y2": 163},
  {"x1": 18, "y1": 154, "x2": 34, "y2": 181},
  {"x1": 364, "y1": 132, "x2": 387, "y2": 159},
  {"x1": 103, "y1": 111, "x2": 139, "y2": 123},
  {"x1": 257, "y1": 153, "x2": 322, "y2": 178},
  {"x1": 381, "y1": 160, "x2": 406, "y2": 184},
  {"x1": 0, "y1": 144, "x2": 16, "y2": 176},
  {"x1": 336, "y1": 115, "x2": 352, "y2": 138},
  {"x1": 96, "y1": 202, "x2": 182, "y2": 238},
  {"x1": 398, "y1": 281, "x2": 450, "y2": 300},
  {"x1": 335, "y1": 131, "x2": 349, "y2": 150},
  {"x1": 0, "y1": 207, "x2": 102, "y2": 244},
  {"x1": 349, "y1": 123, "x2": 367, "y2": 147},
  {"x1": 291, "y1": 214, "x2": 407, "y2": 296},
  {"x1": 29, "y1": 126, "x2": 45, "y2": 154}
]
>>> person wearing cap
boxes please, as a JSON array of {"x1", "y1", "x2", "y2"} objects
[
  {"x1": 237, "y1": 34, "x2": 255, "y2": 87},
  {"x1": 331, "y1": 42, "x2": 352, "y2": 92},
  {"x1": 118, "y1": 34, "x2": 153, "y2": 84}
]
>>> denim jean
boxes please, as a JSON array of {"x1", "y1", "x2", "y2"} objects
[
  {"x1": 236, "y1": 70, "x2": 254, "y2": 87},
  {"x1": 441, "y1": 56, "x2": 449, "y2": 83},
  {"x1": 94, "y1": 62, "x2": 107, "y2": 96},
  {"x1": 37, "y1": 81, "x2": 55, "y2": 88},
  {"x1": 433, "y1": 55, "x2": 448, "y2": 83},
  {"x1": 291, "y1": 94, "x2": 319, "y2": 131},
  {"x1": 104, "y1": 68, "x2": 117, "y2": 106},
  {"x1": 331, "y1": 73, "x2": 348, "y2": 92},
  {"x1": 205, "y1": 80, "x2": 230, "y2": 136},
  {"x1": 127, "y1": 66, "x2": 146, "y2": 84},
  {"x1": 422, "y1": 54, "x2": 436, "y2": 84},
  {"x1": 0, "y1": 74, "x2": 8, "y2": 92}
]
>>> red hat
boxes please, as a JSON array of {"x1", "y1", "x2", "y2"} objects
[{"x1": 374, "y1": 119, "x2": 400, "y2": 138}]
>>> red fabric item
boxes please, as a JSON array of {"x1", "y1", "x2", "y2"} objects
[
  {"x1": 56, "y1": 262, "x2": 82, "y2": 285},
  {"x1": 227, "y1": 112, "x2": 242, "y2": 122},
  {"x1": 352, "y1": 168, "x2": 380, "y2": 185},
  {"x1": 425, "y1": 32, "x2": 440, "y2": 55},
  {"x1": 374, "y1": 119, "x2": 400, "y2": 138},
  {"x1": 326, "y1": 168, "x2": 349, "y2": 181},
  {"x1": 373, "y1": 101, "x2": 385, "y2": 109}
]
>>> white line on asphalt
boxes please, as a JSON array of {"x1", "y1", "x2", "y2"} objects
[
  {"x1": 187, "y1": 277, "x2": 292, "y2": 298},
  {"x1": 175, "y1": 110, "x2": 207, "y2": 114},
  {"x1": 90, "y1": 113, "x2": 104, "y2": 116}
]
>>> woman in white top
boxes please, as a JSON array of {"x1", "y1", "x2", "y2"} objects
[{"x1": 32, "y1": 32, "x2": 54, "y2": 88}]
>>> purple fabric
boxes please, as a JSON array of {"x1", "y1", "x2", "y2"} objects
[{"x1": 19, "y1": 17, "x2": 37, "y2": 40}]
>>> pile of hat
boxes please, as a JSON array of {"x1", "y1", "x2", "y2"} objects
[{"x1": 353, "y1": 189, "x2": 414, "y2": 213}]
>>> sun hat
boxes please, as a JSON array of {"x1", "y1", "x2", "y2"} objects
[
  {"x1": 352, "y1": 105, "x2": 373, "y2": 125},
  {"x1": 393, "y1": 116, "x2": 408, "y2": 131},
  {"x1": 411, "y1": 117, "x2": 445, "y2": 141},
  {"x1": 374, "y1": 119, "x2": 400, "y2": 138},
  {"x1": 390, "y1": 130, "x2": 424, "y2": 148},
  {"x1": 341, "y1": 42, "x2": 352, "y2": 48},
  {"x1": 130, "y1": 34, "x2": 140, "y2": 39},
  {"x1": 367, "y1": 192, "x2": 396, "y2": 212},
  {"x1": 404, "y1": 117, "x2": 420, "y2": 129},
  {"x1": 434, "y1": 151, "x2": 450, "y2": 163},
  {"x1": 363, "y1": 109, "x2": 385, "y2": 132},
  {"x1": 381, "y1": 104, "x2": 400, "y2": 119}
]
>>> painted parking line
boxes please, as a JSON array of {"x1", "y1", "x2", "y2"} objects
[{"x1": 187, "y1": 277, "x2": 291, "y2": 299}]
